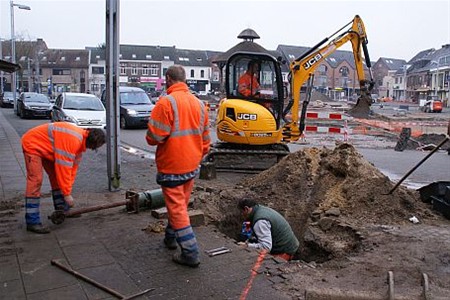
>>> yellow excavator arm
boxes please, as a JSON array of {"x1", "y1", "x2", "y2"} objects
[{"x1": 284, "y1": 15, "x2": 375, "y2": 142}]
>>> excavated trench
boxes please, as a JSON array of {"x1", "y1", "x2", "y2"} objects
[{"x1": 193, "y1": 143, "x2": 439, "y2": 263}]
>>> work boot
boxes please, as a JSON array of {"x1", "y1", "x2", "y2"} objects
[
  {"x1": 163, "y1": 238, "x2": 177, "y2": 250},
  {"x1": 27, "y1": 223, "x2": 50, "y2": 234},
  {"x1": 172, "y1": 252, "x2": 200, "y2": 268},
  {"x1": 174, "y1": 225, "x2": 200, "y2": 267}
]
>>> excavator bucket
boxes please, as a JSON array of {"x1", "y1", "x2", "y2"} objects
[{"x1": 348, "y1": 94, "x2": 372, "y2": 118}]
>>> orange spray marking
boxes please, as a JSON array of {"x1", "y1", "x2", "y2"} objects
[{"x1": 239, "y1": 250, "x2": 267, "y2": 300}]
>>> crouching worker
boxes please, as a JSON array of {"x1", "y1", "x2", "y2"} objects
[
  {"x1": 146, "y1": 65, "x2": 210, "y2": 267},
  {"x1": 22, "y1": 123, "x2": 106, "y2": 234},
  {"x1": 237, "y1": 199, "x2": 299, "y2": 261}
]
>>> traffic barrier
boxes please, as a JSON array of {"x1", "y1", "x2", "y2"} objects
[{"x1": 303, "y1": 111, "x2": 350, "y2": 141}]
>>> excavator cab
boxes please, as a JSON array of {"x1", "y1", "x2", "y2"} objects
[{"x1": 217, "y1": 52, "x2": 286, "y2": 145}]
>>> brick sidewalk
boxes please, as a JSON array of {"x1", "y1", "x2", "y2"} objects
[{"x1": 0, "y1": 109, "x2": 291, "y2": 300}]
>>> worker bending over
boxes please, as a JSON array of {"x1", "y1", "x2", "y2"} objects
[
  {"x1": 22, "y1": 123, "x2": 106, "y2": 234},
  {"x1": 238, "y1": 198, "x2": 299, "y2": 261}
]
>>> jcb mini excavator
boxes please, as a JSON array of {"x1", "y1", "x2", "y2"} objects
[{"x1": 202, "y1": 15, "x2": 375, "y2": 173}]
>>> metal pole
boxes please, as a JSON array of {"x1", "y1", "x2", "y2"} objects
[
  {"x1": 0, "y1": 38, "x2": 3, "y2": 93},
  {"x1": 106, "y1": 0, "x2": 121, "y2": 191},
  {"x1": 10, "y1": 0, "x2": 17, "y2": 112}
]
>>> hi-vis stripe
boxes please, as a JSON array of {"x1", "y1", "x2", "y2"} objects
[
  {"x1": 147, "y1": 94, "x2": 206, "y2": 140},
  {"x1": 47, "y1": 123, "x2": 80, "y2": 167}
]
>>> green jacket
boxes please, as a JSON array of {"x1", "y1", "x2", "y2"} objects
[{"x1": 249, "y1": 205, "x2": 299, "y2": 255}]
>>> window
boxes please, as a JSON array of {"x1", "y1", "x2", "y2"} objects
[
  {"x1": 164, "y1": 56, "x2": 170, "y2": 60},
  {"x1": 53, "y1": 69, "x2": 71, "y2": 75},
  {"x1": 200, "y1": 70, "x2": 205, "y2": 78},
  {"x1": 92, "y1": 67, "x2": 104, "y2": 75},
  {"x1": 61, "y1": 57, "x2": 66, "y2": 61},
  {"x1": 318, "y1": 64, "x2": 327, "y2": 75},
  {"x1": 75, "y1": 57, "x2": 80, "y2": 61},
  {"x1": 146, "y1": 55, "x2": 152, "y2": 59},
  {"x1": 132, "y1": 54, "x2": 137, "y2": 59},
  {"x1": 131, "y1": 64, "x2": 137, "y2": 75},
  {"x1": 91, "y1": 84, "x2": 100, "y2": 92},
  {"x1": 190, "y1": 70, "x2": 195, "y2": 78},
  {"x1": 120, "y1": 64, "x2": 126, "y2": 75},
  {"x1": 150, "y1": 64, "x2": 158, "y2": 76},
  {"x1": 142, "y1": 65, "x2": 149, "y2": 76}
]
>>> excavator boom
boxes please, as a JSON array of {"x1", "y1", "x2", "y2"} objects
[{"x1": 283, "y1": 15, "x2": 375, "y2": 143}]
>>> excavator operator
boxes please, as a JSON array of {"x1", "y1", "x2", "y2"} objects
[{"x1": 238, "y1": 60, "x2": 260, "y2": 97}]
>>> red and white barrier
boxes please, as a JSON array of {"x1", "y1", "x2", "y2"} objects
[{"x1": 306, "y1": 112, "x2": 349, "y2": 120}]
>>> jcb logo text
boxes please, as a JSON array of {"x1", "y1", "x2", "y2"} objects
[
  {"x1": 237, "y1": 113, "x2": 257, "y2": 121},
  {"x1": 303, "y1": 53, "x2": 323, "y2": 70}
]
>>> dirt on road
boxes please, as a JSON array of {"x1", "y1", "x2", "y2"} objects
[{"x1": 194, "y1": 143, "x2": 450, "y2": 299}]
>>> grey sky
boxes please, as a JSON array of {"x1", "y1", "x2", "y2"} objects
[{"x1": 1, "y1": 0, "x2": 449, "y2": 61}]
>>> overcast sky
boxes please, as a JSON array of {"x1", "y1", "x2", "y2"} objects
[{"x1": 1, "y1": 0, "x2": 449, "y2": 61}]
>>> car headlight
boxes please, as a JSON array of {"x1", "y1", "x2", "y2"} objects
[
  {"x1": 127, "y1": 109, "x2": 138, "y2": 116},
  {"x1": 64, "y1": 115, "x2": 77, "y2": 123}
]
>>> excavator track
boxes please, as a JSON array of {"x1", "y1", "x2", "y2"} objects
[{"x1": 203, "y1": 143, "x2": 290, "y2": 172}]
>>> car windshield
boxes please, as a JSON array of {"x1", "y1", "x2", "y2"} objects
[
  {"x1": 24, "y1": 94, "x2": 50, "y2": 103},
  {"x1": 120, "y1": 91, "x2": 151, "y2": 105},
  {"x1": 4, "y1": 92, "x2": 14, "y2": 98},
  {"x1": 63, "y1": 96, "x2": 105, "y2": 111}
]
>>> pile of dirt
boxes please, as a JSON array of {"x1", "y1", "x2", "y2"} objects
[
  {"x1": 193, "y1": 143, "x2": 442, "y2": 262},
  {"x1": 406, "y1": 133, "x2": 450, "y2": 150}
]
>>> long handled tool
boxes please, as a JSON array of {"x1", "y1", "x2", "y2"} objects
[
  {"x1": 51, "y1": 259, "x2": 154, "y2": 300},
  {"x1": 387, "y1": 121, "x2": 450, "y2": 195}
]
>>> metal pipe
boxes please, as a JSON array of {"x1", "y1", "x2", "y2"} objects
[{"x1": 51, "y1": 259, "x2": 154, "y2": 299}]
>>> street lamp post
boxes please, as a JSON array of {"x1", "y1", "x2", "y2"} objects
[
  {"x1": 0, "y1": 38, "x2": 3, "y2": 93},
  {"x1": 403, "y1": 65, "x2": 408, "y2": 101},
  {"x1": 10, "y1": 0, "x2": 31, "y2": 113}
]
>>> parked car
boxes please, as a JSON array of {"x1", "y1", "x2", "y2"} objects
[
  {"x1": 1, "y1": 91, "x2": 16, "y2": 108},
  {"x1": 17, "y1": 92, "x2": 53, "y2": 119},
  {"x1": 51, "y1": 92, "x2": 106, "y2": 129},
  {"x1": 101, "y1": 86, "x2": 154, "y2": 129}
]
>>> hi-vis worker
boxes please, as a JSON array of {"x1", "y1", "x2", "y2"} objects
[
  {"x1": 21, "y1": 123, "x2": 106, "y2": 234},
  {"x1": 146, "y1": 65, "x2": 210, "y2": 268},
  {"x1": 238, "y1": 60, "x2": 260, "y2": 97}
]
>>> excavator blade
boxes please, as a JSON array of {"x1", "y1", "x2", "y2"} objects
[
  {"x1": 348, "y1": 94, "x2": 372, "y2": 118},
  {"x1": 202, "y1": 143, "x2": 290, "y2": 173}
]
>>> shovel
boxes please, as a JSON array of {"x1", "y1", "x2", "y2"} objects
[{"x1": 386, "y1": 120, "x2": 450, "y2": 195}]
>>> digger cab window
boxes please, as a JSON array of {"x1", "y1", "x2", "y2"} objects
[{"x1": 227, "y1": 56, "x2": 279, "y2": 101}]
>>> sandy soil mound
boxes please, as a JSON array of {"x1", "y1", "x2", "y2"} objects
[{"x1": 194, "y1": 143, "x2": 442, "y2": 261}]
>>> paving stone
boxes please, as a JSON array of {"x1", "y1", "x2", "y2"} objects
[
  {"x1": 0, "y1": 279, "x2": 26, "y2": 300},
  {"x1": 77, "y1": 264, "x2": 142, "y2": 300},
  {"x1": 26, "y1": 284, "x2": 87, "y2": 300},
  {"x1": 21, "y1": 261, "x2": 78, "y2": 294},
  {"x1": 0, "y1": 258, "x2": 20, "y2": 282},
  {"x1": 16, "y1": 237, "x2": 64, "y2": 264},
  {"x1": 54, "y1": 225, "x2": 98, "y2": 248},
  {"x1": 62, "y1": 242, "x2": 115, "y2": 270}
]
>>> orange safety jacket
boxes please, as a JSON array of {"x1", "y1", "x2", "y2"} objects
[
  {"x1": 22, "y1": 122, "x2": 88, "y2": 196},
  {"x1": 238, "y1": 72, "x2": 260, "y2": 97},
  {"x1": 146, "y1": 82, "x2": 210, "y2": 174}
]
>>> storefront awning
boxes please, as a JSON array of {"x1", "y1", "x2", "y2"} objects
[{"x1": 0, "y1": 60, "x2": 21, "y2": 73}]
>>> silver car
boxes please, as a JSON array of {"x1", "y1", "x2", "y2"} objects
[{"x1": 51, "y1": 92, "x2": 106, "y2": 129}]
